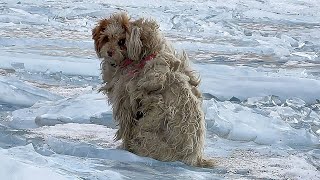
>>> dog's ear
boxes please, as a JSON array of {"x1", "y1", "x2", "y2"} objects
[
  {"x1": 127, "y1": 26, "x2": 143, "y2": 61},
  {"x1": 92, "y1": 26, "x2": 101, "y2": 58},
  {"x1": 92, "y1": 19, "x2": 109, "y2": 58},
  {"x1": 128, "y1": 18, "x2": 164, "y2": 60}
]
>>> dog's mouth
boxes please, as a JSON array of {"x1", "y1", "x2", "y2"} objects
[{"x1": 100, "y1": 49, "x2": 128, "y2": 67}]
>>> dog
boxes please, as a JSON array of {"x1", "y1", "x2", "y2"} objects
[{"x1": 92, "y1": 12, "x2": 214, "y2": 167}]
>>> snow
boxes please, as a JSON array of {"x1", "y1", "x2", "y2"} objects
[
  {"x1": 215, "y1": 150, "x2": 320, "y2": 180},
  {"x1": 0, "y1": 0, "x2": 320, "y2": 179},
  {"x1": 29, "y1": 123, "x2": 121, "y2": 148}
]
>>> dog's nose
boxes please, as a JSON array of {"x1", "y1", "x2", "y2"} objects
[{"x1": 107, "y1": 51, "x2": 113, "y2": 57}]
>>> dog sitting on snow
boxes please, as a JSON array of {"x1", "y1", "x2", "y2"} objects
[{"x1": 92, "y1": 12, "x2": 213, "y2": 167}]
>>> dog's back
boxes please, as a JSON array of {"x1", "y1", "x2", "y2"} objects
[{"x1": 119, "y1": 44, "x2": 214, "y2": 167}]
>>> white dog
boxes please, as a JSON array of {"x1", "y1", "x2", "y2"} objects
[{"x1": 92, "y1": 12, "x2": 213, "y2": 167}]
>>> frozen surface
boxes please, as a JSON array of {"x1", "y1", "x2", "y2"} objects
[
  {"x1": 0, "y1": 148, "x2": 72, "y2": 180},
  {"x1": 198, "y1": 64, "x2": 320, "y2": 103},
  {"x1": 10, "y1": 92, "x2": 113, "y2": 129},
  {"x1": 0, "y1": 76, "x2": 62, "y2": 106},
  {"x1": 205, "y1": 99, "x2": 319, "y2": 146},
  {"x1": 0, "y1": 0, "x2": 320, "y2": 179}
]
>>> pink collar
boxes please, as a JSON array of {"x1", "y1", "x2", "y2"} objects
[{"x1": 120, "y1": 53, "x2": 157, "y2": 76}]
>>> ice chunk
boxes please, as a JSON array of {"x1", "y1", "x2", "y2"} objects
[
  {"x1": 0, "y1": 147, "x2": 72, "y2": 180},
  {"x1": 285, "y1": 97, "x2": 306, "y2": 109},
  {"x1": 197, "y1": 64, "x2": 320, "y2": 104},
  {"x1": 11, "y1": 92, "x2": 113, "y2": 129},
  {"x1": 11, "y1": 62, "x2": 25, "y2": 70},
  {"x1": 205, "y1": 99, "x2": 319, "y2": 147},
  {"x1": 35, "y1": 115, "x2": 73, "y2": 126},
  {"x1": 0, "y1": 144, "x2": 128, "y2": 180},
  {"x1": 281, "y1": 34, "x2": 299, "y2": 47},
  {"x1": 291, "y1": 52, "x2": 318, "y2": 61},
  {"x1": 245, "y1": 95, "x2": 282, "y2": 107},
  {"x1": 0, "y1": 127, "x2": 27, "y2": 148},
  {"x1": 0, "y1": 52, "x2": 100, "y2": 77},
  {"x1": 0, "y1": 76, "x2": 62, "y2": 107},
  {"x1": 276, "y1": 106, "x2": 300, "y2": 123}
]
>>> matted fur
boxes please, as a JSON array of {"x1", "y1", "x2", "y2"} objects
[{"x1": 92, "y1": 12, "x2": 214, "y2": 167}]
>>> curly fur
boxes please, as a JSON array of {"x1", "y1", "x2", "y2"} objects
[{"x1": 92, "y1": 12, "x2": 214, "y2": 167}]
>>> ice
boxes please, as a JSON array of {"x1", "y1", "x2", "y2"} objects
[
  {"x1": 214, "y1": 149, "x2": 320, "y2": 180},
  {"x1": 1, "y1": 0, "x2": 320, "y2": 179},
  {"x1": 0, "y1": 76, "x2": 62, "y2": 107},
  {"x1": 0, "y1": 53, "x2": 100, "y2": 77},
  {"x1": 198, "y1": 64, "x2": 320, "y2": 104},
  {"x1": 0, "y1": 147, "x2": 72, "y2": 180},
  {"x1": 0, "y1": 144, "x2": 128, "y2": 180},
  {"x1": 245, "y1": 95, "x2": 282, "y2": 107},
  {"x1": 10, "y1": 92, "x2": 114, "y2": 129},
  {"x1": 291, "y1": 52, "x2": 318, "y2": 61},
  {"x1": 29, "y1": 123, "x2": 120, "y2": 148},
  {"x1": 286, "y1": 97, "x2": 306, "y2": 108},
  {"x1": 205, "y1": 99, "x2": 319, "y2": 147}
]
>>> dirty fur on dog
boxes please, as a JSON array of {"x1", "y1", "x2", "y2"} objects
[{"x1": 92, "y1": 12, "x2": 214, "y2": 167}]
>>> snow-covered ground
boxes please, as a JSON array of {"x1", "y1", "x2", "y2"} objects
[{"x1": 0, "y1": 0, "x2": 319, "y2": 179}]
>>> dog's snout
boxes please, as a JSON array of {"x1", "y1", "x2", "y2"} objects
[{"x1": 107, "y1": 51, "x2": 113, "y2": 57}]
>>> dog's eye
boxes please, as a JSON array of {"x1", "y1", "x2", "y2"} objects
[
  {"x1": 118, "y1": 39, "x2": 125, "y2": 46},
  {"x1": 102, "y1": 36, "x2": 109, "y2": 43}
]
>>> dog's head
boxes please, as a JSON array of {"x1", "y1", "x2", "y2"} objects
[
  {"x1": 93, "y1": 13, "x2": 164, "y2": 65},
  {"x1": 92, "y1": 12, "x2": 130, "y2": 65}
]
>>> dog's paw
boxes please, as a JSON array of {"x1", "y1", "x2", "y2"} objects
[{"x1": 195, "y1": 158, "x2": 216, "y2": 168}]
